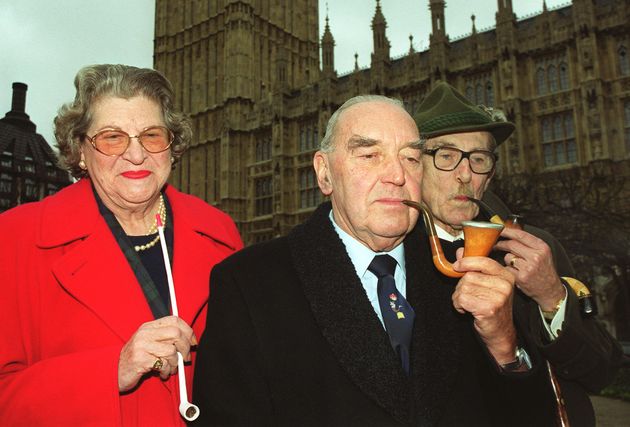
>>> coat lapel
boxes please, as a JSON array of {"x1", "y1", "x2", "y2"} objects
[
  {"x1": 41, "y1": 180, "x2": 153, "y2": 341},
  {"x1": 38, "y1": 180, "x2": 239, "y2": 341},
  {"x1": 166, "y1": 185, "x2": 237, "y2": 327},
  {"x1": 287, "y1": 203, "x2": 411, "y2": 424}
]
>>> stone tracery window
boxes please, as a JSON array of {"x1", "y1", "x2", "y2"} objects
[
  {"x1": 464, "y1": 75, "x2": 494, "y2": 106},
  {"x1": 536, "y1": 54, "x2": 568, "y2": 95},
  {"x1": 299, "y1": 118, "x2": 319, "y2": 152},
  {"x1": 255, "y1": 135, "x2": 271, "y2": 162},
  {"x1": 540, "y1": 111, "x2": 576, "y2": 167},
  {"x1": 559, "y1": 63, "x2": 569, "y2": 90},
  {"x1": 298, "y1": 168, "x2": 320, "y2": 209},
  {"x1": 254, "y1": 176, "x2": 272, "y2": 216},
  {"x1": 536, "y1": 68, "x2": 546, "y2": 95}
]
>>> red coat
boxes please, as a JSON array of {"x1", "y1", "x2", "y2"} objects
[{"x1": 0, "y1": 179, "x2": 242, "y2": 426}]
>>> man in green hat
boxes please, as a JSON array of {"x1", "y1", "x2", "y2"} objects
[{"x1": 414, "y1": 81, "x2": 623, "y2": 427}]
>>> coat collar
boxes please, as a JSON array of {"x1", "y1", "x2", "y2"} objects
[
  {"x1": 287, "y1": 203, "x2": 462, "y2": 425},
  {"x1": 37, "y1": 178, "x2": 238, "y2": 252},
  {"x1": 37, "y1": 178, "x2": 100, "y2": 248},
  {"x1": 37, "y1": 179, "x2": 226, "y2": 341}
]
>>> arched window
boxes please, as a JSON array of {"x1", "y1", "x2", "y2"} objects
[
  {"x1": 466, "y1": 86, "x2": 474, "y2": 103},
  {"x1": 559, "y1": 63, "x2": 569, "y2": 90},
  {"x1": 299, "y1": 168, "x2": 320, "y2": 209},
  {"x1": 619, "y1": 46, "x2": 630, "y2": 76},
  {"x1": 567, "y1": 140, "x2": 577, "y2": 163},
  {"x1": 548, "y1": 65, "x2": 558, "y2": 92},
  {"x1": 475, "y1": 84, "x2": 483, "y2": 105},
  {"x1": 255, "y1": 137, "x2": 271, "y2": 162},
  {"x1": 564, "y1": 114, "x2": 574, "y2": 138},
  {"x1": 553, "y1": 116, "x2": 563, "y2": 139},
  {"x1": 486, "y1": 81, "x2": 494, "y2": 106},
  {"x1": 537, "y1": 67, "x2": 546, "y2": 95},
  {"x1": 540, "y1": 112, "x2": 576, "y2": 167},
  {"x1": 542, "y1": 118, "x2": 552, "y2": 142}
]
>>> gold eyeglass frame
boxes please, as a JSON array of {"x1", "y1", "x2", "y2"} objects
[{"x1": 84, "y1": 126, "x2": 174, "y2": 156}]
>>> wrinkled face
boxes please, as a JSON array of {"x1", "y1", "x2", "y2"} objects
[
  {"x1": 81, "y1": 96, "x2": 171, "y2": 210},
  {"x1": 314, "y1": 101, "x2": 422, "y2": 252},
  {"x1": 421, "y1": 131, "x2": 495, "y2": 235}
]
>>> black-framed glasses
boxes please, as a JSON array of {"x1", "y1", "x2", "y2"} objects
[
  {"x1": 423, "y1": 146, "x2": 497, "y2": 174},
  {"x1": 84, "y1": 126, "x2": 174, "y2": 156}
]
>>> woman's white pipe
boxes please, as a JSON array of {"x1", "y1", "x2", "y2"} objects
[{"x1": 156, "y1": 215, "x2": 200, "y2": 422}]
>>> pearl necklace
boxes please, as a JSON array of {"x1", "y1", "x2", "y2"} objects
[{"x1": 134, "y1": 194, "x2": 166, "y2": 252}]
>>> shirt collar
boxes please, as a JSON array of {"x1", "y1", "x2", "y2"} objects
[
  {"x1": 435, "y1": 223, "x2": 464, "y2": 242},
  {"x1": 328, "y1": 210, "x2": 406, "y2": 278}
]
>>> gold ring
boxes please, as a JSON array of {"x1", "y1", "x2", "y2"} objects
[
  {"x1": 152, "y1": 358, "x2": 163, "y2": 371},
  {"x1": 509, "y1": 257, "x2": 519, "y2": 268}
]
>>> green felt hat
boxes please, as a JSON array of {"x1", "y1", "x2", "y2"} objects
[{"x1": 414, "y1": 82, "x2": 515, "y2": 145}]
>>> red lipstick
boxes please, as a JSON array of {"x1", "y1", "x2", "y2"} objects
[{"x1": 122, "y1": 170, "x2": 151, "y2": 179}]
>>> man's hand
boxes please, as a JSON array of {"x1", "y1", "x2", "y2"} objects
[
  {"x1": 452, "y1": 254, "x2": 518, "y2": 365},
  {"x1": 494, "y1": 227, "x2": 565, "y2": 311}
]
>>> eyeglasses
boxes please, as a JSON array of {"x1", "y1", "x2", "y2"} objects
[
  {"x1": 84, "y1": 126, "x2": 174, "y2": 156},
  {"x1": 423, "y1": 146, "x2": 497, "y2": 174}
]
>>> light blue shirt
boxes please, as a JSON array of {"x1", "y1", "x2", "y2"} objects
[{"x1": 329, "y1": 211, "x2": 406, "y2": 328}]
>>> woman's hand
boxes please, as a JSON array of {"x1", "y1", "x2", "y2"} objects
[{"x1": 118, "y1": 316, "x2": 197, "y2": 392}]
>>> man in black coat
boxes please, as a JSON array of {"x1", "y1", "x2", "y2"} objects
[
  {"x1": 413, "y1": 82, "x2": 623, "y2": 427},
  {"x1": 193, "y1": 95, "x2": 558, "y2": 426}
]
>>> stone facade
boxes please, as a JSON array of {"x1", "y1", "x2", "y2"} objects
[
  {"x1": 154, "y1": 0, "x2": 630, "y2": 244},
  {"x1": 154, "y1": 0, "x2": 630, "y2": 336}
]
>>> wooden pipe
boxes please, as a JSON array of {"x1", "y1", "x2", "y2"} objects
[{"x1": 402, "y1": 200, "x2": 503, "y2": 278}]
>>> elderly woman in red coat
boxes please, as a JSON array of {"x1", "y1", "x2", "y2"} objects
[{"x1": 0, "y1": 64, "x2": 242, "y2": 426}]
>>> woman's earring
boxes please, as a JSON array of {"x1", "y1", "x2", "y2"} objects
[
  {"x1": 170, "y1": 156, "x2": 175, "y2": 164},
  {"x1": 79, "y1": 159, "x2": 87, "y2": 170}
]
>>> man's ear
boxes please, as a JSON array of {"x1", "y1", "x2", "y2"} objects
[{"x1": 313, "y1": 151, "x2": 333, "y2": 196}]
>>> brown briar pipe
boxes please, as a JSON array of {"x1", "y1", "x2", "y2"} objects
[
  {"x1": 467, "y1": 196, "x2": 597, "y2": 318},
  {"x1": 402, "y1": 200, "x2": 503, "y2": 278}
]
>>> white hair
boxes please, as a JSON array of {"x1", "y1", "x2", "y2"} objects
[{"x1": 319, "y1": 95, "x2": 405, "y2": 153}]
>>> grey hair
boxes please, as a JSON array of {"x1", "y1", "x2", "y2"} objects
[
  {"x1": 54, "y1": 64, "x2": 192, "y2": 178},
  {"x1": 319, "y1": 95, "x2": 406, "y2": 153}
]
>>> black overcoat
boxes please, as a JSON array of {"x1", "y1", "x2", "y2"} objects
[{"x1": 193, "y1": 202, "x2": 558, "y2": 426}]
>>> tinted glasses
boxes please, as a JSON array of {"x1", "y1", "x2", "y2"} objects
[{"x1": 85, "y1": 126, "x2": 174, "y2": 156}]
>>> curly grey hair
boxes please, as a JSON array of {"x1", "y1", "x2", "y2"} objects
[{"x1": 54, "y1": 64, "x2": 192, "y2": 178}]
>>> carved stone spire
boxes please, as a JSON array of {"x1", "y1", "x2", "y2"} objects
[{"x1": 321, "y1": 8, "x2": 335, "y2": 76}]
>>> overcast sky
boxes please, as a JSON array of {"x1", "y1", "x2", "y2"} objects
[{"x1": 0, "y1": 0, "x2": 570, "y2": 147}]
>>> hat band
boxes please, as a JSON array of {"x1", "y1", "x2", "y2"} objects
[{"x1": 421, "y1": 111, "x2": 493, "y2": 135}]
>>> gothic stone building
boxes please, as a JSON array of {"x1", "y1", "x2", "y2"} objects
[{"x1": 154, "y1": 0, "x2": 630, "y2": 336}]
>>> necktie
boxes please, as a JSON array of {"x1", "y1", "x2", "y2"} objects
[{"x1": 368, "y1": 255, "x2": 415, "y2": 375}]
